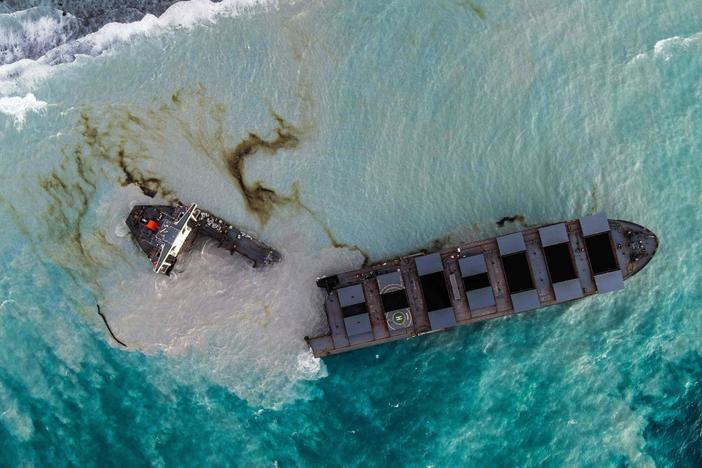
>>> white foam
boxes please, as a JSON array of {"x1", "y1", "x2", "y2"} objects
[
  {"x1": 84, "y1": 0, "x2": 256, "y2": 52},
  {"x1": 0, "y1": 92, "x2": 47, "y2": 129},
  {"x1": 296, "y1": 348, "x2": 326, "y2": 379},
  {"x1": 113, "y1": 223, "x2": 130, "y2": 238},
  {"x1": 0, "y1": 7, "x2": 81, "y2": 65},
  {"x1": 630, "y1": 30, "x2": 702, "y2": 64},
  {"x1": 0, "y1": 0, "x2": 270, "y2": 96}
]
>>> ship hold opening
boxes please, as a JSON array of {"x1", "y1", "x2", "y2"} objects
[
  {"x1": 544, "y1": 243, "x2": 577, "y2": 283},
  {"x1": 377, "y1": 271, "x2": 409, "y2": 312},
  {"x1": 579, "y1": 213, "x2": 624, "y2": 293},
  {"x1": 538, "y1": 223, "x2": 584, "y2": 303},
  {"x1": 420, "y1": 272, "x2": 452, "y2": 311},
  {"x1": 415, "y1": 253, "x2": 456, "y2": 329},
  {"x1": 381, "y1": 290, "x2": 409, "y2": 312},
  {"x1": 584, "y1": 233, "x2": 619, "y2": 274},
  {"x1": 463, "y1": 272, "x2": 490, "y2": 291},
  {"x1": 341, "y1": 302, "x2": 367, "y2": 318},
  {"x1": 459, "y1": 254, "x2": 496, "y2": 312},
  {"x1": 501, "y1": 252, "x2": 534, "y2": 293},
  {"x1": 497, "y1": 232, "x2": 541, "y2": 313}
]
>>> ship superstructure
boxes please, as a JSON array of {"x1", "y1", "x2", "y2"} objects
[
  {"x1": 126, "y1": 203, "x2": 281, "y2": 274},
  {"x1": 307, "y1": 213, "x2": 657, "y2": 357}
]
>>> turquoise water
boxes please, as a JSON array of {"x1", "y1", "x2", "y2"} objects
[{"x1": 0, "y1": 0, "x2": 701, "y2": 465}]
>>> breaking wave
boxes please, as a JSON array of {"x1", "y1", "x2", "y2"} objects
[
  {"x1": 0, "y1": 7, "x2": 81, "y2": 65},
  {"x1": 0, "y1": 0, "x2": 269, "y2": 96},
  {"x1": 629, "y1": 30, "x2": 702, "y2": 64},
  {"x1": 0, "y1": 92, "x2": 46, "y2": 128},
  {"x1": 652, "y1": 32, "x2": 702, "y2": 61}
]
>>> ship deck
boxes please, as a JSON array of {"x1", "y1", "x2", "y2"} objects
[{"x1": 307, "y1": 216, "x2": 658, "y2": 357}]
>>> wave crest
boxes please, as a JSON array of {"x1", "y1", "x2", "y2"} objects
[
  {"x1": 629, "y1": 30, "x2": 702, "y2": 64},
  {"x1": 0, "y1": 0, "x2": 269, "y2": 96},
  {"x1": 0, "y1": 7, "x2": 81, "y2": 64},
  {"x1": 0, "y1": 92, "x2": 47, "y2": 128}
]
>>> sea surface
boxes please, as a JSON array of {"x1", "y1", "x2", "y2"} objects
[{"x1": 0, "y1": 0, "x2": 700, "y2": 465}]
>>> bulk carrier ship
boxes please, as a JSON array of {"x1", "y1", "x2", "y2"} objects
[{"x1": 306, "y1": 213, "x2": 657, "y2": 357}]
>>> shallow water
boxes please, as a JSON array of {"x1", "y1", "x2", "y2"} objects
[{"x1": 0, "y1": 0, "x2": 700, "y2": 465}]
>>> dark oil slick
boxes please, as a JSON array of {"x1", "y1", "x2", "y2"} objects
[
  {"x1": 169, "y1": 88, "x2": 371, "y2": 263},
  {"x1": 28, "y1": 107, "x2": 181, "y2": 296},
  {"x1": 222, "y1": 113, "x2": 302, "y2": 225},
  {"x1": 35, "y1": 87, "x2": 372, "y2": 283},
  {"x1": 496, "y1": 214, "x2": 526, "y2": 227},
  {"x1": 96, "y1": 304, "x2": 127, "y2": 347},
  {"x1": 298, "y1": 201, "x2": 371, "y2": 266},
  {"x1": 77, "y1": 112, "x2": 178, "y2": 201},
  {"x1": 456, "y1": 0, "x2": 486, "y2": 20}
]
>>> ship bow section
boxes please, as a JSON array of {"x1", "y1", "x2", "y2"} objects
[{"x1": 611, "y1": 219, "x2": 659, "y2": 278}]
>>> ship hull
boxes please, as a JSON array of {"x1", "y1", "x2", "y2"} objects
[
  {"x1": 306, "y1": 214, "x2": 658, "y2": 357},
  {"x1": 126, "y1": 204, "x2": 281, "y2": 274}
]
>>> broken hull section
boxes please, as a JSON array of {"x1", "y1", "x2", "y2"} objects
[{"x1": 126, "y1": 203, "x2": 281, "y2": 274}]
